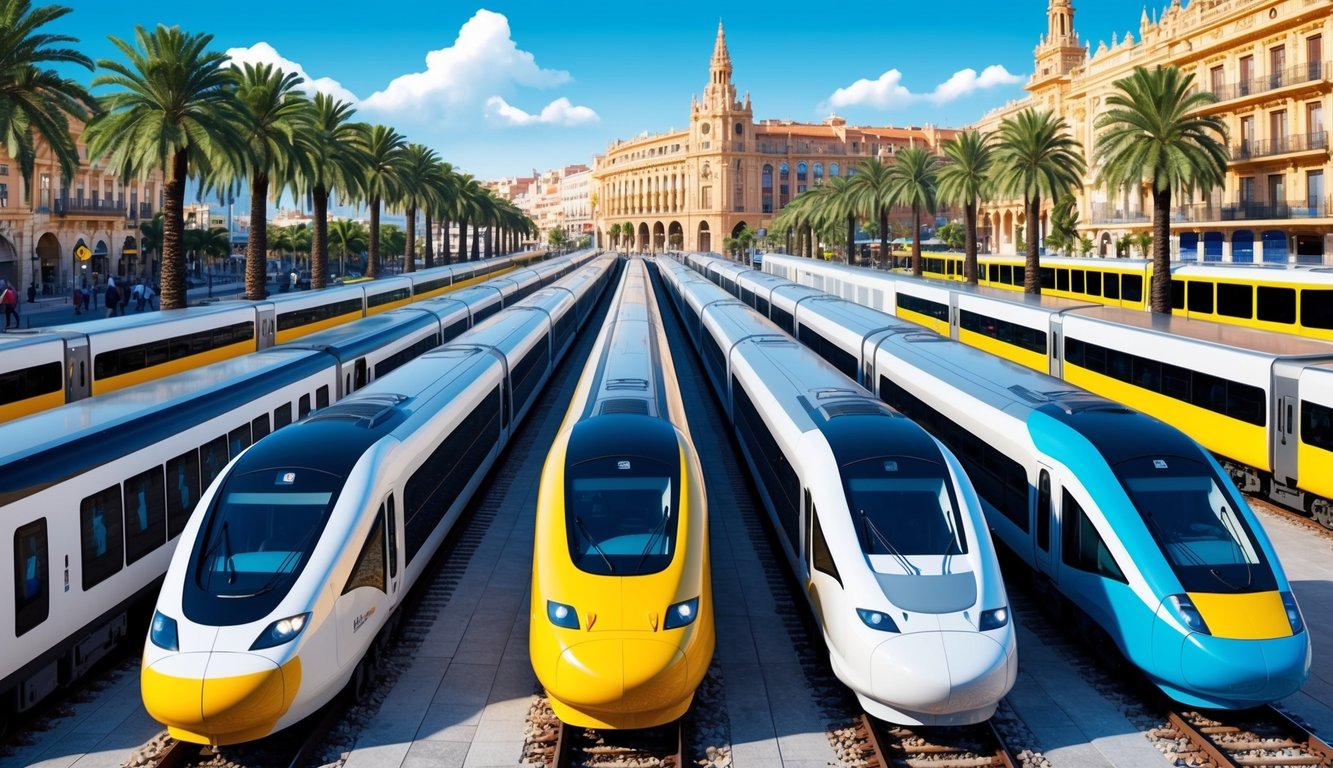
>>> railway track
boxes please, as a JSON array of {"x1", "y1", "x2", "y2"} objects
[
  {"x1": 1152, "y1": 705, "x2": 1333, "y2": 768},
  {"x1": 550, "y1": 719, "x2": 683, "y2": 768},
  {"x1": 1245, "y1": 492, "x2": 1333, "y2": 541},
  {"x1": 855, "y1": 713, "x2": 1018, "y2": 768},
  {"x1": 145, "y1": 689, "x2": 345, "y2": 768}
]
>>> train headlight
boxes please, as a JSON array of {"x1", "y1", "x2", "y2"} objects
[
  {"x1": 250, "y1": 612, "x2": 311, "y2": 650},
  {"x1": 1166, "y1": 595, "x2": 1210, "y2": 635},
  {"x1": 150, "y1": 611, "x2": 179, "y2": 652},
  {"x1": 547, "y1": 600, "x2": 580, "y2": 630},
  {"x1": 1280, "y1": 591, "x2": 1304, "y2": 634},
  {"x1": 978, "y1": 607, "x2": 1009, "y2": 631},
  {"x1": 664, "y1": 597, "x2": 699, "y2": 630},
  {"x1": 856, "y1": 608, "x2": 900, "y2": 632}
]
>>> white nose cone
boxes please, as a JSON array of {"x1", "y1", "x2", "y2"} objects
[{"x1": 868, "y1": 631, "x2": 1011, "y2": 723}]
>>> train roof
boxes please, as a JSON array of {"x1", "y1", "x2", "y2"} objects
[
  {"x1": 1036, "y1": 404, "x2": 1202, "y2": 466},
  {"x1": 45, "y1": 301, "x2": 252, "y2": 335},
  {"x1": 227, "y1": 394, "x2": 403, "y2": 480},
  {"x1": 280, "y1": 307, "x2": 438, "y2": 358},
  {"x1": 1067, "y1": 305, "x2": 1333, "y2": 358},
  {"x1": 566, "y1": 413, "x2": 679, "y2": 466}
]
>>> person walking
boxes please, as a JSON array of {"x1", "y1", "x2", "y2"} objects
[
  {"x1": 132, "y1": 280, "x2": 145, "y2": 312},
  {"x1": 72, "y1": 284, "x2": 83, "y2": 315},
  {"x1": 1, "y1": 281, "x2": 19, "y2": 329},
  {"x1": 143, "y1": 281, "x2": 156, "y2": 311},
  {"x1": 104, "y1": 279, "x2": 119, "y2": 319}
]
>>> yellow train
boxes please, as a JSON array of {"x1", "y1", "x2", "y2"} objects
[
  {"x1": 916, "y1": 253, "x2": 1333, "y2": 341},
  {"x1": 530, "y1": 257, "x2": 713, "y2": 729}
]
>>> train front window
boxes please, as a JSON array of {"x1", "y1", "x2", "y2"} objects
[
  {"x1": 1117, "y1": 457, "x2": 1275, "y2": 593},
  {"x1": 843, "y1": 457, "x2": 968, "y2": 565},
  {"x1": 192, "y1": 468, "x2": 340, "y2": 600},
  {"x1": 566, "y1": 458, "x2": 678, "y2": 576}
]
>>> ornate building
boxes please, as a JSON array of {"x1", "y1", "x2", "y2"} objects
[
  {"x1": 0, "y1": 119, "x2": 165, "y2": 295},
  {"x1": 593, "y1": 23, "x2": 959, "y2": 253},
  {"x1": 975, "y1": 0, "x2": 1332, "y2": 263}
]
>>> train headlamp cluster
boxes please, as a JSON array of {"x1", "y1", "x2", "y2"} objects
[
  {"x1": 1281, "y1": 591, "x2": 1304, "y2": 634},
  {"x1": 1166, "y1": 595, "x2": 1210, "y2": 635},
  {"x1": 978, "y1": 607, "x2": 1009, "y2": 631},
  {"x1": 547, "y1": 600, "x2": 580, "y2": 629},
  {"x1": 664, "y1": 597, "x2": 699, "y2": 629},
  {"x1": 150, "y1": 611, "x2": 179, "y2": 652},
  {"x1": 250, "y1": 612, "x2": 311, "y2": 650},
  {"x1": 856, "y1": 608, "x2": 900, "y2": 632}
]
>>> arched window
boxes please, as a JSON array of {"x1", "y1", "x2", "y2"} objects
[
  {"x1": 796, "y1": 161, "x2": 808, "y2": 181},
  {"x1": 762, "y1": 164, "x2": 773, "y2": 189},
  {"x1": 813, "y1": 163, "x2": 824, "y2": 185},
  {"x1": 779, "y1": 163, "x2": 789, "y2": 181},
  {"x1": 829, "y1": 163, "x2": 840, "y2": 176},
  {"x1": 762, "y1": 164, "x2": 774, "y2": 214}
]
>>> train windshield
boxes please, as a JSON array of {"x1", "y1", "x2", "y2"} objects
[
  {"x1": 1116, "y1": 456, "x2": 1276, "y2": 593},
  {"x1": 190, "y1": 468, "x2": 341, "y2": 606},
  {"x1": 565, "y1": 457, "x2": 678, "y2": 576},
  {"x1": 843, "y1": 457, "x2": 968, "y2": 561}
]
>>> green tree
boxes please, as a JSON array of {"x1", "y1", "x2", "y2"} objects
[
  {"x1": 298, "y1": 93, "x2": 367, "y2": 289},
  {"x1": 846, "y1": 158, "x2": 894, "y2": 267},
  {"x1": 886, "y1": 146, "x2": 940, "y2": 276},
  {"x1": 329, "y1": 218, "x2": 367, "y2": 277},
  {"x1": 937, "y1": 130, "x2": 994, "y2": 284},
  {"x1": 421, "y1": 160, "x2": 456, "y2": 268},
  {"x1": 1095, "y1": 65, "x2": 1227, "y2": 313},
  {"x1": 1079, "y1": 235, "x2": 1094, "y2": 257},
  {"x1": 548, "y1": 226, "x2": 569, "y2": 249},
  {"x1": 86, "y1": 25, "x2": 243, "y2": 308},
  {"x1": 137, "y1": 211, "x2": 163, "y2": 278},
  {"x1": 355, "y1": 123, "x2": 407, "y2": 278},
  {"x1": 608, "y1": 222, "x2": 622, "y2": 251},
  {"x1": 1045, "y1": 194, "x2": 1080, "y2": 255},
  {"x1": 1134, "y1": 230, "x2": 1153, "y2": 258},
  {"x1": 0, "y1": 0, "x2": 98, "y2": 193},
  {"x1": 398, "y1": 143, "x2": 445, "y2": 272},
  {"x1": 936, "y1": 221, "x2": 965, "y2": 251},
  {"x1": 993, "y1": 108, "x2": 1086, "y2": 294}
]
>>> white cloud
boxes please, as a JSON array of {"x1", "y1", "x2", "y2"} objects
[
  {"x1": 486, "y1": 96, "x2": 599, "y2": 126},
  {"x1": 225, "y1": 42, "x2": 360, "y2": 104},
  {"x1": 822, "y1": 64, "x2": 1025, "y2": 111}
]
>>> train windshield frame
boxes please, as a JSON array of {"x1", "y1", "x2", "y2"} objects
[
  {"x1": 1115, "y1": 456, "x2": 1276, "y2": 593},
  {"x1": 182, "y1": 467, "x2": 342, "y2": 625},
  {"x1": 565, "y1": 456, "x2": 680, "y2": 576},
  {"x1": 842, "y1": 456, "x2": 969, "y2": 561}
]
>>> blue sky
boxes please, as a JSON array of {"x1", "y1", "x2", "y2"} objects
[{"x1": 55, "y1": 1, "x2": 1154, "y2": 181}]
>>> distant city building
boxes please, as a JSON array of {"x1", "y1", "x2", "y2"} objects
[
  {"x1": 561, "y1": 165, "x2": 593, "y2": 241},
  {"x1": 974, "y1": 0, "x2": 1332, "y2": 262},
  {"x1": 592, "y1": 22, "x2": 961, "y2": 253}
]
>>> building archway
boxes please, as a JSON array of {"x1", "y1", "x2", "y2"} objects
[
  {"x1": 698, "y1": 221, "x2": 711, "y2": 253},
  {"x1": 652, "y1": 221, "x2": 665, "y2": 254},
  {"x1": 637, "y1": 222, "x2": 650, "y2": 254},
  {"x1": 1232, "y1": 230, "x2": 1255, "y2": 263},
  {"x1": 1261, "y1": 230, "x2": 1287, "y2": 263},
  {"x1": 667, "y1": 221, "x2": 684, "y2": 252},
  {"x1": 93, "y1": 240, "x2": 109, "y2": 279},
  {"x1": 1099, "y1": 231, "x2": 1113, "y2": 256},
  {"x1": 0, "y1": 234, "x2": 16, "y2": 286},
  {"x1": 37, "y1": 233, "x2": 61, "y2": 295},
  {"x1": 1178, "y1": 232, "x2": 1199, "y2": 261},
  {"x1": 1203, "y1": 231, "x2": 1224, "y2": 261}
]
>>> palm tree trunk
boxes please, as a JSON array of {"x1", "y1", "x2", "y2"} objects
[
  {"x1": 442, "y1": 216, "x2": 452, "y2": 264},
  {"x1": 458, "y1": 217, "x2": 468, "y2": 262},
  {"x1": 911, "y1": 204, "x2": 923, "y2": 277},
  {"x1": 424, "y1": 213, "x2": 434, "y2": 269},
  {"x1": 964, "y1": 200, "x2": 978, "y2": 285},
  {"x1": 846, "y1": 214, "x2": 855, "y2": 265},
  {"x1": 246, "y1": 173, "x2": 269, "y2": 300},
  {"x1": 368, "y1": 195, "x2": 381, "y2": 279},
  {"x1": 879, "y1": 207, "x2": 889, "y2": 270},
  {"x1": 312, "y1": 186, "x2": 329, "y2": 290},
  {"x1": 1151, "y1": 188, "x2": 1172, "y2": 314},
  {"x1": 485, "y1": 224, "x2": 494, "y2": 259},
  {"x1": 1024, "y1": 195, "x2": 1041, "y2": 294},
  {"x1": 405, "y1": 205, "x2": 417, "y2": 273},
  {"x1": 471, "y1": 223, "x2": 480, "y2": 260},
  {"x1": 160, "y1": 149, "x2": 189, "y2": 310}
]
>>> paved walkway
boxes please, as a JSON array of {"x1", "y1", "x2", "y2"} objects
[
  {"x1": 1263, "y1": 511, "x2": 1333, "y2": 738},
  {"x1": 3, "y1": 280, "x2": 247, "y2": 330}
]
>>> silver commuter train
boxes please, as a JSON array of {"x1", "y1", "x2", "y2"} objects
[
  {"x1": 657, "y1": 258, "x2": 1016, "y2": 724},
  {"x1": 0, "y1": 251, "x2": 597, "y2": 728},
  {"x1": 139, "y1": 256, "x2": 617, "y2": 745}
]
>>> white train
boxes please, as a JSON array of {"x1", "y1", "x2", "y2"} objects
[
  {"x1": 657, "y1": 258, "x2": 1016, "y2": 725},
  {"x1": 139, "y1": 257, "x2": 617, "y2": 745},
  {"x1": 0, "y1": 251, "x2": 599, "y2": 729}
]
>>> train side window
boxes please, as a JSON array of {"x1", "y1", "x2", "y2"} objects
[
  {"x1": 1071, "y1": 270, "x2": 1086, "y2": 294},
  {"x1": 1171, "y1": 279, "x2": 1185, "y2": 309},
  {"x1": 387, "y1": 494, "x2": 398, "y2": 580},
  {"x1": 1226, "y1": 380, "x2": 1266, "y2": 426},
  {"x1": 1301, "y1": 401, "x2": 1333, "y2": 451},
  {"x1": 1256, "y1": 286, "x2": 1296, "y2": 324},
  {"x1": 273, "y1": 403, "x2": 293, "y2": 430},
  {"x1": 251, "y1": 414, "x2": 271, "y2": 442},
  {"x1": 1015, "y1": 266, "x2": 1025, "y2": 287},
  {"x1": 1040, "y1": 267, "x2": 1055, "y2": 289},
  {"x1": 80, "y1": 486, "x2": 124, "y2": 590},
  {"x1": 1132, "y1": 358, "x2": 1162, "y2": 392},
  {"x1": 316, "y1": 385, "x2": 330, "y2": 409},
  {"x1": 1122, "y1": 274, "x2": 1144, "y2": 303},
  {"x1": 228, "y1": 425, "x2": 251, "y2": 458},
  {"x1": 1104, "y1": 274, "x2": 1120, "y2": 300},
  {"x1": 1161, "y1": 363, "x2": 1191, "y2": 401},
  {"x1": 734, "y1": 379, "x2": 802, "y2": 548},
  {"x1": 123, "y1": 466, "x2": 167, "y2": 565},
  {"x1": 1036, "y1": 470, "x2": 1051, "y2": 552},
  {"x1": 1216, "y1": 283, "x2": 1253, "y2": 319},
  {"x1": 14, "y1": 519, "x2": 49, "y2": 637},
  {"x1": 1187, "y1": 282, "x2": 1214, "y2": 314},
  {"x1": 810, "y1": 505, "x2": 841, "y2": 584},
  {"x1": 1056, "y1": 269, "x2": 1069, "y2": 291},
  {"x1": 1300, "y1": 289, "x2": 1333, "y2": 330},
  {"x1": 1000, "y1": 265, "x2": 1013, "y2": 284},
  {"x1": 1086, "y1": 271, "x2": 1102, "y2": 297},
  {"x1": 342, "y1": 509, "x2": 386, "y2": 595},
  {"x1": 1060, "y1": 489, "x2": 1126, "y2": 583},
  {"x1": 200, "y1": 435, "x2": 229, "y2": 488},
  {"x1": 298, "y1": 394, "x2": 312, "y2": 418},
  {"x1": 165, "y1": 450, "x2": 201, "y2": 539}
]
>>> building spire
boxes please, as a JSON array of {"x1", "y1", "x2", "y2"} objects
[{"x1": 711, "y1": 20, "x2": 732, "y2": 77}]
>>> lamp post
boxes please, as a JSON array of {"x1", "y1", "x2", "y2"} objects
[{"x1": 30, "y1": 247, "x2": 38, "y2": 301}]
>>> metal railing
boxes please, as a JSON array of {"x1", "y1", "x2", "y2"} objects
[
  {"x1": 1177, "y1": 196, "x2": 1333, "y2": 222},
  {"x1": 1230, "y1": 131, "x2": 1328, "y2": 161},
  {"x1": 127, "y1": 202, "x2": 152, "y2": 220},
  {"x1": 53, "y1": 196, "x2": 126, "y2": 216},
  {"x1": 1199, "y1": 61, "x2": 1329, "y2": 103},
  {"x1": 1090, "y1": 202, "x2": 1150, "y2": 224}
]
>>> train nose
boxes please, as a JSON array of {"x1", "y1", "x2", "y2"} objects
[
  {"x1": 870, "y1": 632, "x2": 1010, "y2": 715},
  {"x1": 555, "y1": 639, "x2": 687, "y2": 710},
  {"x1": 141, "y1": 652, "x2": 302, "y2": 745},
  {"x1": 1177, "y1": 633, "x2": 1311, "y2": 708}
]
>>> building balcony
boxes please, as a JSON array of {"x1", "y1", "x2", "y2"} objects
[
  {"x1": 1196, "y1": 61, "x2": 1330, "y2": 111},
  {"x1": 1176, "y1": 197, "x2": 1333, "y2": 223},
  {"x1": 1089, "y1": 202, "x2": 1150, "y2": 224},
  {"x1": 53, "y1": 196, "x2": 127, "y2": 217},
  {"x1": 1230, "y1": 131, "x2": 1328, "y2": 163},
  {"x1": 126, "y1": 202, "x2": 152, "y2": 221}
]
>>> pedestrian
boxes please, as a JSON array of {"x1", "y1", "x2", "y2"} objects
[
  {"x1": 72, "y1": 284, "x2": 83, "y2": 315},
  {"x1": 1, "y1": 281, "x2": 19, "y2": 329},
  {"x1": 104, "y1": 279, "x2": 119, "y2": 319},
  {"x1": 143, "y1": 282, "x2": 156, "y2": 311},
  {"x1": 88, "y1": 280, "x2": 97, "y2": 310},
  {"x1": 132, "y1": 280, "x2": 145, "y2": 312},
  {"x1": 26, "y1": 283, "x2": 35, "y2": 304}
]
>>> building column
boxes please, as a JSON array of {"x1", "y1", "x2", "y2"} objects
[
  {"x1": 1196, "y1": 231, "x2": 1205, "y2": 262},
  {"x1": 1222, "y1": 232, "x2": 1233, "y2": 262}
]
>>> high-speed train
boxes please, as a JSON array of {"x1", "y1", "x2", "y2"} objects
[
  {"x1": 0, "y1": 251, "x2": 597, "y2": 728},
  {"x1": 912, "y1": 252, "x2": 1333, "y2": 341},
  {"x1": 140, "y1": 257, "x2": 616, "y2": 745},
  {"x1": 684, "y1": 253, "x2": 1311, "y2": 709},
  {"x1": 658, "y1": 258, "x2": 1016, "y2": 724},
  {"x1": 752, "y1": 253, "x2": 1333, "y2": 528},
  {"x1": 530, "y1": 259, "x2": 713, "y2": 729},
  {"x1": 0, "y1": 250, "x2": 552, "y2": 424}
]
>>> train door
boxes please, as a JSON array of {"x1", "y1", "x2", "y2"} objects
[
  {"x1": 334, "y1": 498, "x2": 393, "y2": 670},
  {"x1": 256, "y1": 305, "x2": 276, "y2": 349},
  {"x1": 1048, "y1": 315, "x2": 1066, "y2": 378},
  {"x1": 1271, "y1": 361, "x2": 1303, "y2": 489},
  {"x1": 354, "y1": 358, "x2": 368, "y2": 391},
  {"x1": 64, "y1": 336, "x2": 91, "y2": 401},
  {"x1": 1033, "y1": 466, "x2": 1058, "y2": 583},
  {"x1": 805, "y1": 488, "x2": 843, "y2": 643}
]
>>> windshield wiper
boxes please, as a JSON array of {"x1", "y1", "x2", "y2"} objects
[
  {"x1": 201, "y1": 521, "x2": 236, "y2": 589},
  {"x1": 861, "y1": 509, "x2": 918, "y2": 575},
  {"x1": 575, "y1": 516, "x2": 614, "y2": 573},
  {"x1": 633, "y1": 506, "x2": 670, "y2": 573},
  {"x1": 1212, "y1": 506, "x2": 1254, "y2": 591},
  {"x1": 223, "y1": 522, "x2": 237, "y2": 584}
]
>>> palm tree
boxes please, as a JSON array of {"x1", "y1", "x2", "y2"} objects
[
  {"x1": 398, "y1": 143, "x2": 442, "y2": 273},
  {"x1": 1045, "y1": 194, "x2": 1080, "y2": 255},
  {"x1": 421, "y1": 160, "x2": 455, "y2": 268},
  {"x1": 329, "y1": 218, "x2": 367, "y2": 277},
  {"x1": 454, "y1": 175, "x2": 482, "y2": 260},
  {"x1": 0, "y1": 0, "x2": 98, "y2": 192},
  {"x1": 811, "y1": 176, "x2": 858, "y2": 261},
  {"x1": 846, "y1": 158, "x2": 894, "y2": 267},
  {"x1": 137, "y1": 211, "x2": 163, "y2": 279},
  {"x1": 228, "y1": 62, "x2": 310, "y2": 300},
  {"x1": 886, "y1": 146, "x2": 940, "y2": 276},
  {"x1": 1095, "y1": 65, "x2": 1228, "y2": 313},
  {"x1": 299, "y1": 93, "x2": 367, "y2": 290},
  {"x1": 356, "y1": 124, "x2": 407, "y2": 278},
  {"x1": 937, "y1": 130, "x2": 994, "y2": 284},
  {"x1": 86, "y1": 25, "x2": 243, "y2": 309},
  {"x1": 609, "y1": 222, "x2": 622, "y2": 251},
  {"x1": 993, "y1": 108, "x2": 1086, "y2": 294}
]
